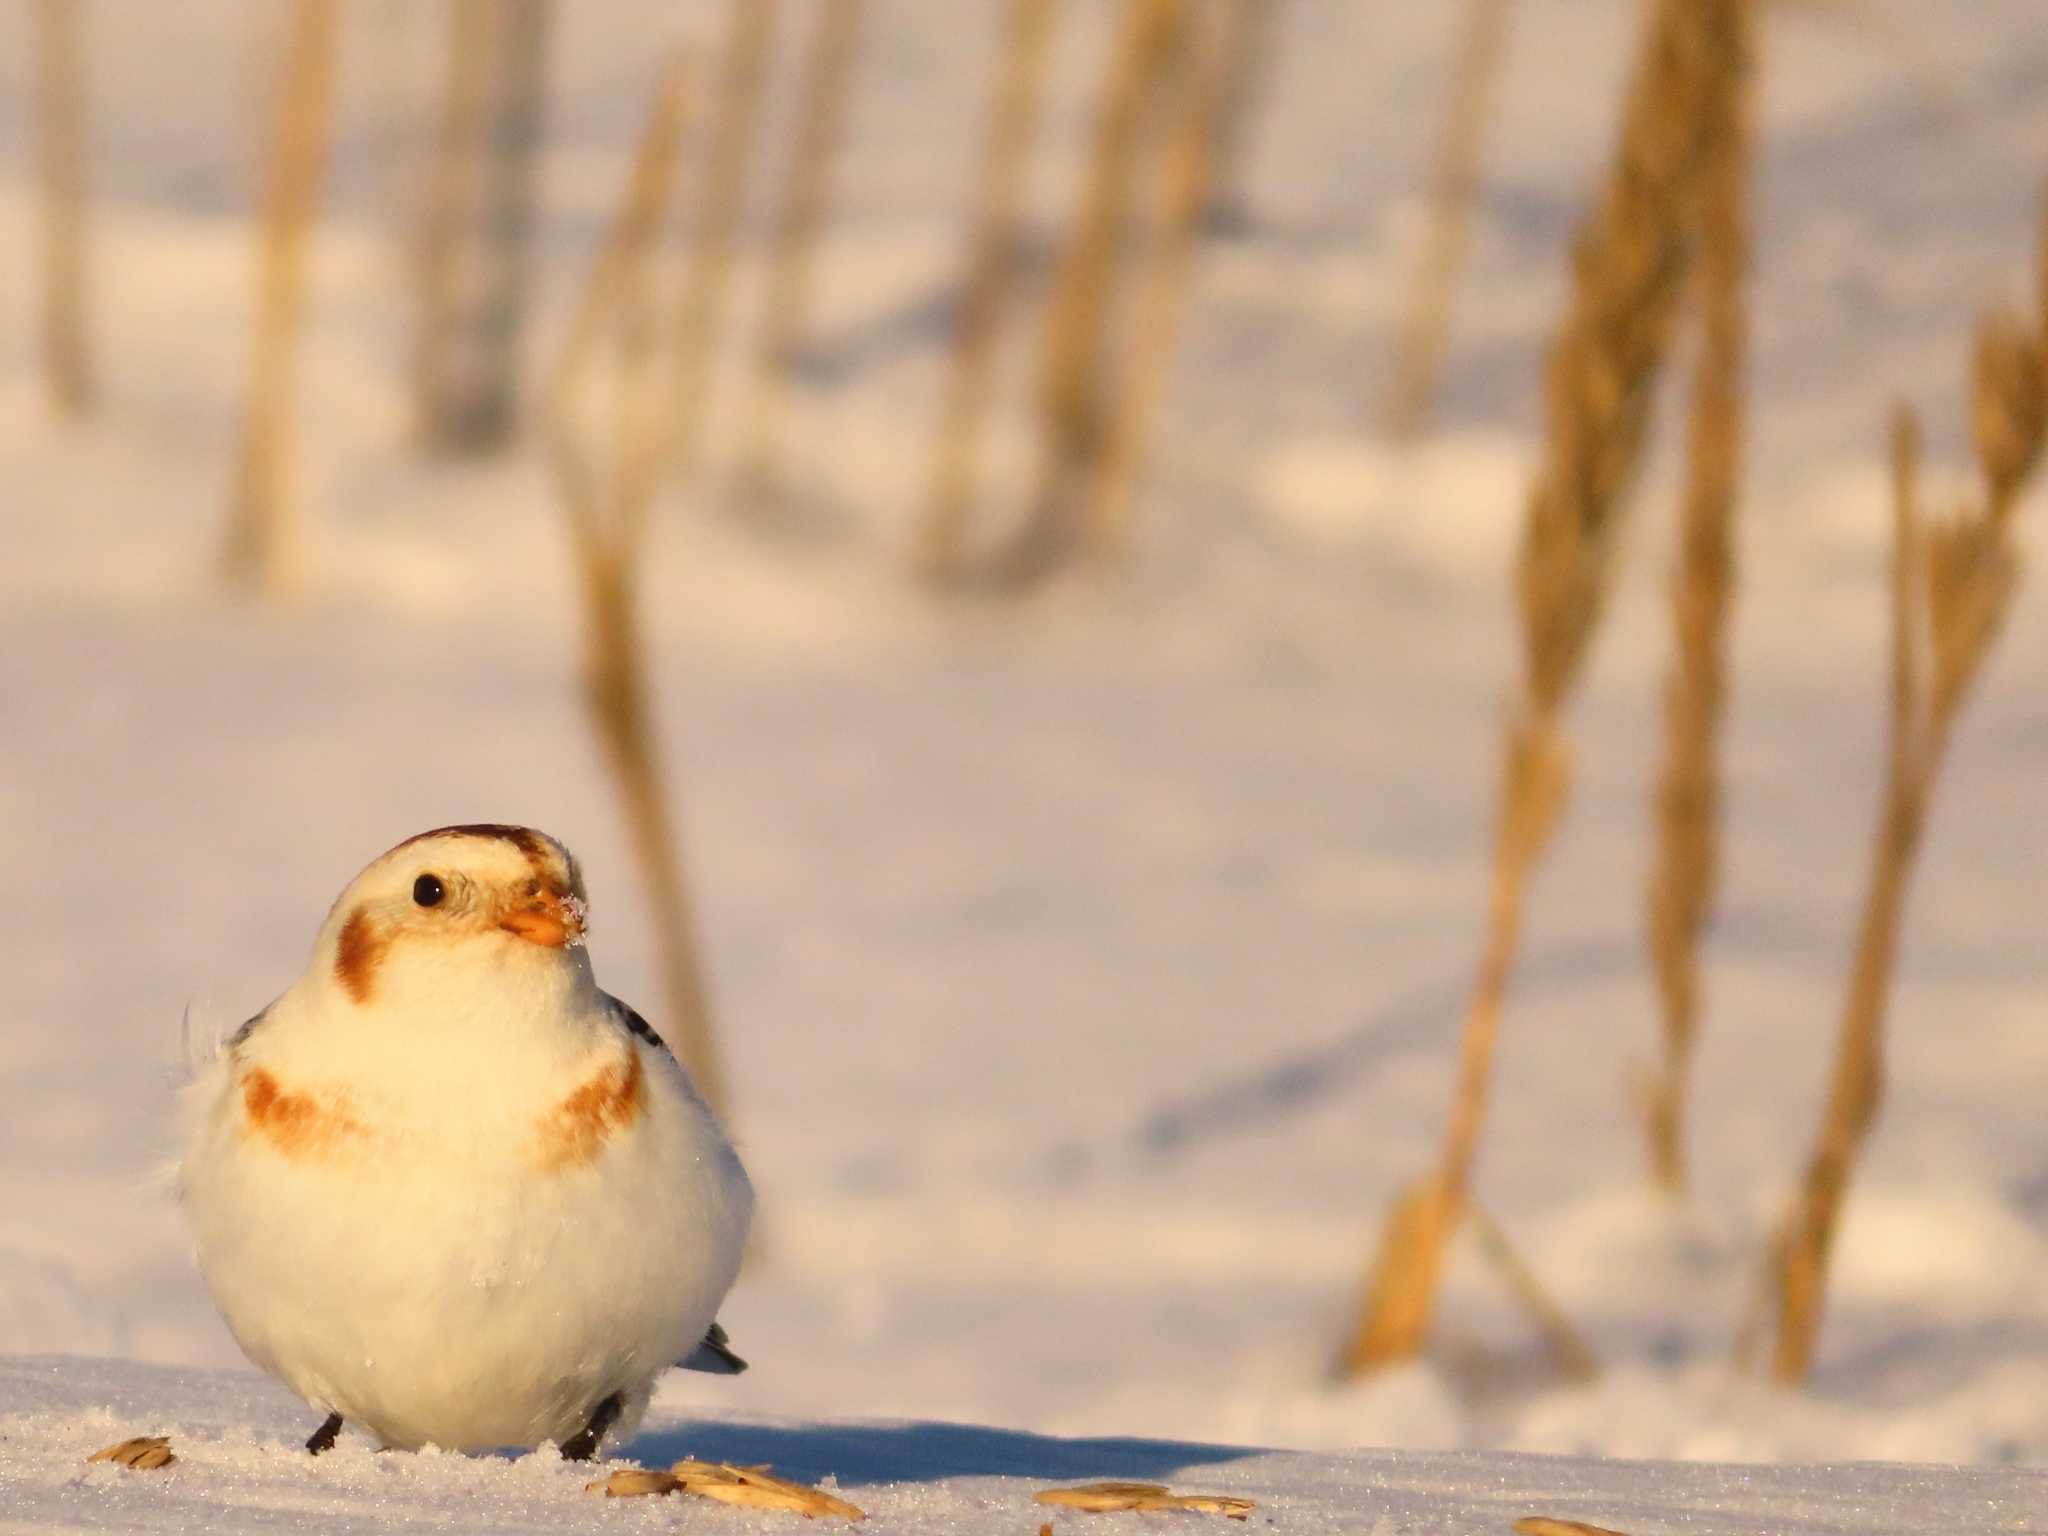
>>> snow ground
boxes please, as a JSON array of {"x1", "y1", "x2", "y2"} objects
[
  {"x1": 3, "y1": 1356, "x2": 2043, "y2": 1535},
  {"x1": 1, "y1": 0, "x2": 2046, "y2": 1525}
]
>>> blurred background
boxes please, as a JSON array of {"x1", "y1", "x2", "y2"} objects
[{"x1": 1, "y1": 0, "x2": 2044, "y2": 1465}]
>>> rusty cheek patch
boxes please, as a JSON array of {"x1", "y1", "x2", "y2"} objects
[
  {"x1": 533, "y1": 1051, "x2": 644, "y2": 1173},
  {"x1": 240, "y1": 1068, "x2": 367, "y2": 1161},
  {"x1": 333, "y1": 907, "x2": 384, "y2": 1004}
]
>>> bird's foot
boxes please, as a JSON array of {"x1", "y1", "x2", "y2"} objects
[
  {"x1": 305, "y1": 1412, "x2": 344, "y2": 1455},
  {"x1": 559, "y1": 1391, "x2": 622, "y2": 1462}
]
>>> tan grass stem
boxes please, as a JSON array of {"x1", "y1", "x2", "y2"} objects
[
  {"x1": 34, "y1": 0, "x2": 92, "y2": 416},
  {"x1": 734, "y1": 0, "x2": 867, "y2": 505},
  {"x1": 411, "y1": 0, "x2": 492, "y2": 446},
  {"x1": 1469, "y1": 1201, "x2": 1599, "y2": 1382},
  {"x1": 1767, "y1": 410, "x2": 1922, "y2": 1382},
  {"x1": 915, "y1": 0, "x2": 1061, "y2": 580},
  {"x1": 409, "y1": 0, "x2": 549, "y2": 451},
  {"x1": 1078, "y1": 0, "x2": 1229, "y2": 555},
  {"x1": 223, "y1": 0, "x2": 340, "y2": 593},
  {"x1": 1342, "y1": 0, "x2": 1745, "y2": 1375},
  {"x1": 671, "y1": 0, "x2": 778, "y2": 487},
  {"x1": 1643, "y1": 0, "x2": 1755, "y2": 1195},
  {"x1": 1771, "y1": 246, "x2": 2044, "y2": 1377},
  {"x1": 1199, "y1": 0, "x2": 1286, "y2": 231},
  {"x1": 1380, "y1": 0, "x2": 1512, "y2": 445},
  {"x1": 988, "y1": 0, "x2": 1185, "y2": 590},
  {"x1": 545, "y1": 60, "x2": 733, "y2": 1123}
]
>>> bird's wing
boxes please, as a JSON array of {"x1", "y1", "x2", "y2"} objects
[
  {"x1": 602, "y1": 1000, "x2": 740, "y2": 1377},
  {"x1": 599, "y1": 990, "x2": 673, "y2": 1059},
  {"x1": 678, "y1": 1321, "x2": 747, "y2": 1375}
]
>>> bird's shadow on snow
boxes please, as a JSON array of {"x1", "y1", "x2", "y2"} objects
[{"x1": 626, "y1": 1418, "x2": 1254, "y2": 1488}]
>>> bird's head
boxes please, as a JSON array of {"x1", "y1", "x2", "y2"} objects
[{"x1": 310, "y1": 825, "x2": 594, "y2": 1013}]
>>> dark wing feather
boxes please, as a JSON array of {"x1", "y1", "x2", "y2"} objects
[
  {"x1": 608, "y1": 999, "x2": 737, "y2": 1375},
  {"x1": 227, "y1": 1006, "x2": 270, "y2": 1048},
  {"x1": 600, "y1": 990, "x2": 672, "y2": 1059}
]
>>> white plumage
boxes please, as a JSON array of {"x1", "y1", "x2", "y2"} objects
[{"x1": 179, "y1": 825, "x2": 753, "y2": 1456}]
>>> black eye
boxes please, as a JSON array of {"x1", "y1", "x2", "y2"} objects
[{"x1": 412, "y1": 874, "x2": 446, "y2": 908}]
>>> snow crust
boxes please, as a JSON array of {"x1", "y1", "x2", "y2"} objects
[{"x1": 3, "y1": 1356, "x2": 2042, "y2": 1535}]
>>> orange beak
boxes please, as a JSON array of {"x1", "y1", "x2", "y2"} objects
[{"x1": 499, "y1": 888, "x2": 586, "y2": 949}]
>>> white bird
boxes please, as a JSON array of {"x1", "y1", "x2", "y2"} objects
[{"x1": 179, "y1": 824, "x2": 753, "y2": 1459}]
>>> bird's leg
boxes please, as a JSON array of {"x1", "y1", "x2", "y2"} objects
[
  {"x1": 559, "y1": 1391, "x2": 623, "y2": 1462},
  {"x1": 305, "y1": 1412, "x2": 344, "y2": 1455}
]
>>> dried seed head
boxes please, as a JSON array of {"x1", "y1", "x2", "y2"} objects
[
  {"x1": 1922, "y1": 514, "x2": 2018, "y2": 727},
  {"x1": 1970, "y1": 308, "x2": 2045, "y2": 513}
]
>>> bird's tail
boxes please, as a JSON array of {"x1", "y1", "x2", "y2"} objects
[{"x1": 678, "y1": 1321, "x2": 747, "y2": 1375}]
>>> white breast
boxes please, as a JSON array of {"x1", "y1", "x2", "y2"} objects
[{"x1": 179, "y1": 1007, "x2": 752, "y2": 1452}]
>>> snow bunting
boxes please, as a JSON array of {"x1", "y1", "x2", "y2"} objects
[{"x1": 179, "y1": 824, "x2": 753, "y2": 1458}]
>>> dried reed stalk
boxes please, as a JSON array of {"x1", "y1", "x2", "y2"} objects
[
  {"x1": 223, "y1": 0, "x2": 340, "y2": 592},
  {"x1": 545, "y1": 59, "x2": 733, "y2": 1123},
  {"x1": 987, "y1": 0, "x2": 1185, "y2": 590},
  {"x1": 914, "y1": 0, "x2": 1061, "y2": 580},
  {"x1": 1076, "y1": 0, "x2": 1228, "y2": 554},
  {"x1": 1199, "y1": 0, "x2": 1284, "y2": 232},
  {"x1": 412, "y1": 0, "x2": 550, "y2": 450},
  {"x1": 1770, "y1": 243, "x2": 2044, "y2": 1378},
  {"x1": 734, "y1": 0, "x2": 867, "y2": 503},
  {"x1": 411, "y1": 0, "x2": 492, "y2": 443},
  {"x1": 34, "y1": 0, "x2": 92, "y2": 415},
  {"x1": 1380, "y1": 0, "x2": 1511, "y2": 445},
  {"x1": 670, "y1": 0, "x2": 778, "y2": 486},
  {"x1": 1341, "y1": 0, "x2": 1743, "y2": 1375},
  {"x1": 1468, "y1": 1201, "x2": 1598, "y2": 1381},
  {"x1": 1642, "y1": 0, "x2": 1755, "y2": 1195},
  {"x1": 462, "y1": 0, "x2": 550, "y2": 446}
]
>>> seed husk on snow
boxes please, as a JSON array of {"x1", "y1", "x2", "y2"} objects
[
  {"x1": 1514, "y1": 1517, "x2": 1637, "y2": 1536},
  {"x1": 588, "y1": 1458, "x2": 866, "y2": 1520},
  {"x1": 86, "y1": 1436, "x2": 176, "y2": 1471},
  {"x1": 588, "y1": 1467, "x2": 684, "y2": 1497},
  {"x1": 1034, "y1": 1481, "x2": 1255, "y2": 1518}
]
